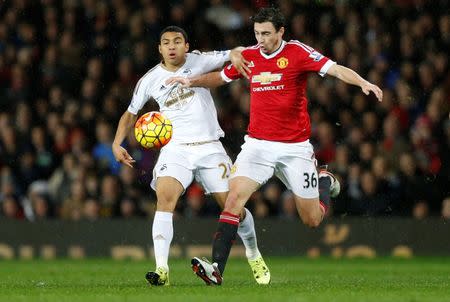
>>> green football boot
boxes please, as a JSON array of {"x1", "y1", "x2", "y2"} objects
[
  {"x1": 145, "y1": 267, "x2": 170, "y2": 286},
  {"x1": 248, "y1": 256, "x2": 271, "y2": 285}
]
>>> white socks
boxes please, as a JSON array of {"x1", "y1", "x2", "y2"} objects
[
  {"x1": 152, "y1": 208, "x2": 260, "y2": 268},
  {"x1": 238, "y1": 208, "x2": 261, "y2": 261},
  {"x1": 152, "y1": 211, "x2": 173, "y2": 270}
]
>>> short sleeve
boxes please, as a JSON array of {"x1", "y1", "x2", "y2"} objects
[
  {"x1": 127, "y1": 76, "x2": 151, "y2": 114},
  {"x1": 292, "y1": 41, "x2": 336, "y2": 77},
  {"x1": 191, "y1": 50, "x2": 231, "y2": 73},
  {"x1": 220, "y1": 63, "x2": 243, "y2": 83}
]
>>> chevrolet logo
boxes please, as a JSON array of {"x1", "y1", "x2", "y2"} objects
[{"x1": 251, "y1": 72, "x2": 282, "y2": 85}]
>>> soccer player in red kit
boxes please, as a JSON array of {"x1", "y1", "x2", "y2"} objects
[{"x1": 167, "y1": 7, "x2": 382, "y2": 285}]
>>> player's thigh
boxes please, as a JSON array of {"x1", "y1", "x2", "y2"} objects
[
  {"x1": 155, "y1": 176, "x2": 185, "y2": 201},
  {"x1": 151, "y1": 149, "x2": 195, "y2": 193},
  {"x1": 195, "y1": 153, "x2": 232, "y2": 194},
  {"x1": 155, "y1": 176, "x2": 184, "y2": 211},
  {"x1": 231, "y1": 140, "x2": 275, "y2": 185},
  {"x1": 224, "y1": 176, "x2": 260, "y2": 214},
  {"x1": 275, "y1": 154, "x2": 319, "y2": 199}
]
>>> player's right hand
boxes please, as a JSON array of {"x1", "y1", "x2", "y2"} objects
[
  {"x1": 112, "y1": 144, "x2": 135, "y2": 168},
  {"x1": 165, "y1": 76, "x2": 192, "y2": 87},
  {"x1": 230, "y1": 51, "x2": 251, "y2": 79},
  {"x1": 361, "y1": 81, "x2": 383, "y2": 102}
]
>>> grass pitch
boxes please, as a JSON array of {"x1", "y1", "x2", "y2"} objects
[{"x1": 1, "y1": 257, "x2": 449, "y2": 302}]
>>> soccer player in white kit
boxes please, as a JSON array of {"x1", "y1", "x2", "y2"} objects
[{"x1": 112, "y1": 26, "x2": 270, "y2": 286}]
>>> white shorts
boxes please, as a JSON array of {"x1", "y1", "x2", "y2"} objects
[
  {"x1": 231, "y1": 136, "x2": 319, "y2": 199},
  {"x1": 151, "y1": 141, "x2": 232, "y2": 194}
]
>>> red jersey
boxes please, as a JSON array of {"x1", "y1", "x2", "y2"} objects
[{"x1": 221, "y1": 40, "x2": 335, "y2": 143}]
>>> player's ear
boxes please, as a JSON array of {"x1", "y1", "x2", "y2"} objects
[
  {"x1": 279, "y1": 26, "x2": 285, "y2": 36},
  {"x1": 185, "y1": 42, "x2": 189, "y2": 53},
  {"x1": 158, "y1": 44, "x2": 162, "y2": 55}
]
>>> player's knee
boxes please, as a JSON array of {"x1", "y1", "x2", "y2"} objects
[
  {"x1": 223, "y1": 191, "x2": 244, "y2": 214},
  {"x1": 156, "y1": 192, "x2": 179, "y2": 211}
]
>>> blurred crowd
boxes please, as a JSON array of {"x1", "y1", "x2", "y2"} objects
[{"x1": 0, "y1": 0, "x2": 449, "y2": 221}]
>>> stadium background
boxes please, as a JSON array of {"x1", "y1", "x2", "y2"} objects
[
  {"x1": 0, "y1": 1, "x2": 448, "y2": 225},
  {"x1": 1, "y1": 3, "x2": 449, "y2": 301}
]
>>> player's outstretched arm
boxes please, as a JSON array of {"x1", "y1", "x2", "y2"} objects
[
  {"x1": 112, "y1": 111, "x2": 137, "y2": 168},
  {"x1": 326, "y1": 64, "x2": 383, "y2": 102},
  {"x1": 166, "y1": 71, "x2": 226, "y2": 88}
]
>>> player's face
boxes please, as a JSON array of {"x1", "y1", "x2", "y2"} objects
[
  {"x1": 159, "y1": 32, "x2": 189, "y2": 68},
  {"x1": 254, "y1": 22, "x2": 284, "y2": 54}
]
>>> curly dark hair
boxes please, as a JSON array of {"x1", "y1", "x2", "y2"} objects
[
  {"x1": 251, "y1": 7, "x2": 286, "y2": 31},
  {"x1": 159, "y1": 26, "x2": 188, "y2": 43}
]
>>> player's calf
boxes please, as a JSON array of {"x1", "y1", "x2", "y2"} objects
[
  {"x1": 295, "y1": 196, "x2": 325, "y2": 228},
  {"x1": 301, "y1": 211, "x2": 322, "y2": 228},
  {"x1": 318, "y1": 165, "x2": 341, "y2": 213}
]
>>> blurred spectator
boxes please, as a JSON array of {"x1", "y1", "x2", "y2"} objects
[
  {"x1": 262, "y1": 181, "x2": 282, "y2": 216},
  {"x1": 85, "y1": 172, "x2": 99, "y2": 199},
  {"x1": 397, "y1": 152, "x2": 431, "y2": 215},
  {"x1": 315, "y1": 121, "x2": 336, "y2": 164},
  {"x1": 31, "y1": 125, "x2": 55, "y2": 178},
  {"x1": 48, "y1": 153, "x2": 79, "y2": 205},
  {"x1": 98, "y1": 174, "x2": 121, "y2": 217},
  {"x1": 371, "y1": 155, "x2": 401, "y2": 206},
  {"x1": 441, "y1": 197, "x2": 450, "y2": 220},
  {"x1": 182, "y1": 183, "x2": 219, "y2": 218},
  {"x1": 118, "y1": 163, "x2": 145, "y2": 201},
  {"x1": 412, "y1": 200, "x2": 429, "y2": 220},
  {"x1": 31, "y1": 194, "x2": 53, "y2": 220},
  {"x1": 0, "y1": 166, "x2": 19, "y2": 200},
  {"x1": 347, "y1": 170, "x2": 394, "y2": 216},
  {"x1": 359, "y1": 141, "x2": 376, "y2": 170},
  {"x1": 22, "y1": 180, "x2": 51, "y2": 220},
  {"x1": 379, "y1": 114, "x2": 410, "y2": 171},
  {"x1": 279, "y1": 191, "x2": 297, "y2": 220},
  {"x1": 410, "y1": 115, "x2": 440, "y2": 175},
  {"x1": 83, "y1": 197, "x2": 101, "y2": 221},
  {"x1": 205, "y1": 0, "x2": 243, "y2": 31},
  {"x1": 60, "y1": 179, "x2": 86, "y2": 221},
  {"x1": 119, "y1": 197, "x2": 144, "y2": 219},
  {"x1": 1, "y1": 195, "x2": 24, "y2": 220},
  {"x1": 328, "y1": 144, "x2": 349, "y2": 177},
  {"x1": 93, "y1": 120, "x2": 120, "y2": 174}
]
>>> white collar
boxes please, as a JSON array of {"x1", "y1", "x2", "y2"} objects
[{"x1": 259, "y1": 40, "x2": 286, "y2": 59}]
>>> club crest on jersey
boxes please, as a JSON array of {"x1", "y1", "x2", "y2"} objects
[
  {"x1": 277, "y1": 57, "x2": 289, "y2": 69},
  {"x1": 251, "y1": 72, "x2": 282, "y2": 85},
  {"x1": 165, "y1": 86, "x2": 195, "y2": 108}
]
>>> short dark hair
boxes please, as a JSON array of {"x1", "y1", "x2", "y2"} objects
[
  {"x1": 159, "y1": 26, "x2": 188, "y2": 43},
  {"x1": 251, "y1": 7, "x2": 286, "y2": 31}
]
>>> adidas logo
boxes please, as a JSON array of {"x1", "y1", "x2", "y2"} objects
[{"x1": 160, "y1": 85, "x2": 165, "y2": 90}]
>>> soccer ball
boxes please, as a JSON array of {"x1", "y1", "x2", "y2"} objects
[{"x1": 134, "y1": 112, "x2": 172, "y2": 149}]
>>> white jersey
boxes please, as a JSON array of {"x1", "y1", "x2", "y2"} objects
[{"x1": 127, "y1": 50, "x2": 230, "y2": 144}]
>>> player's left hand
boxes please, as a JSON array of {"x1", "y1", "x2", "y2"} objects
[
  {"x1": 166, "y1": 76, "x2": 192, "y2": 87},
  {"x1": 361, "y1": 81, "x2": 383, "y2": 102},
  {"x1": 230, "y1": 51, "x2": 251, "y2": 79}
]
